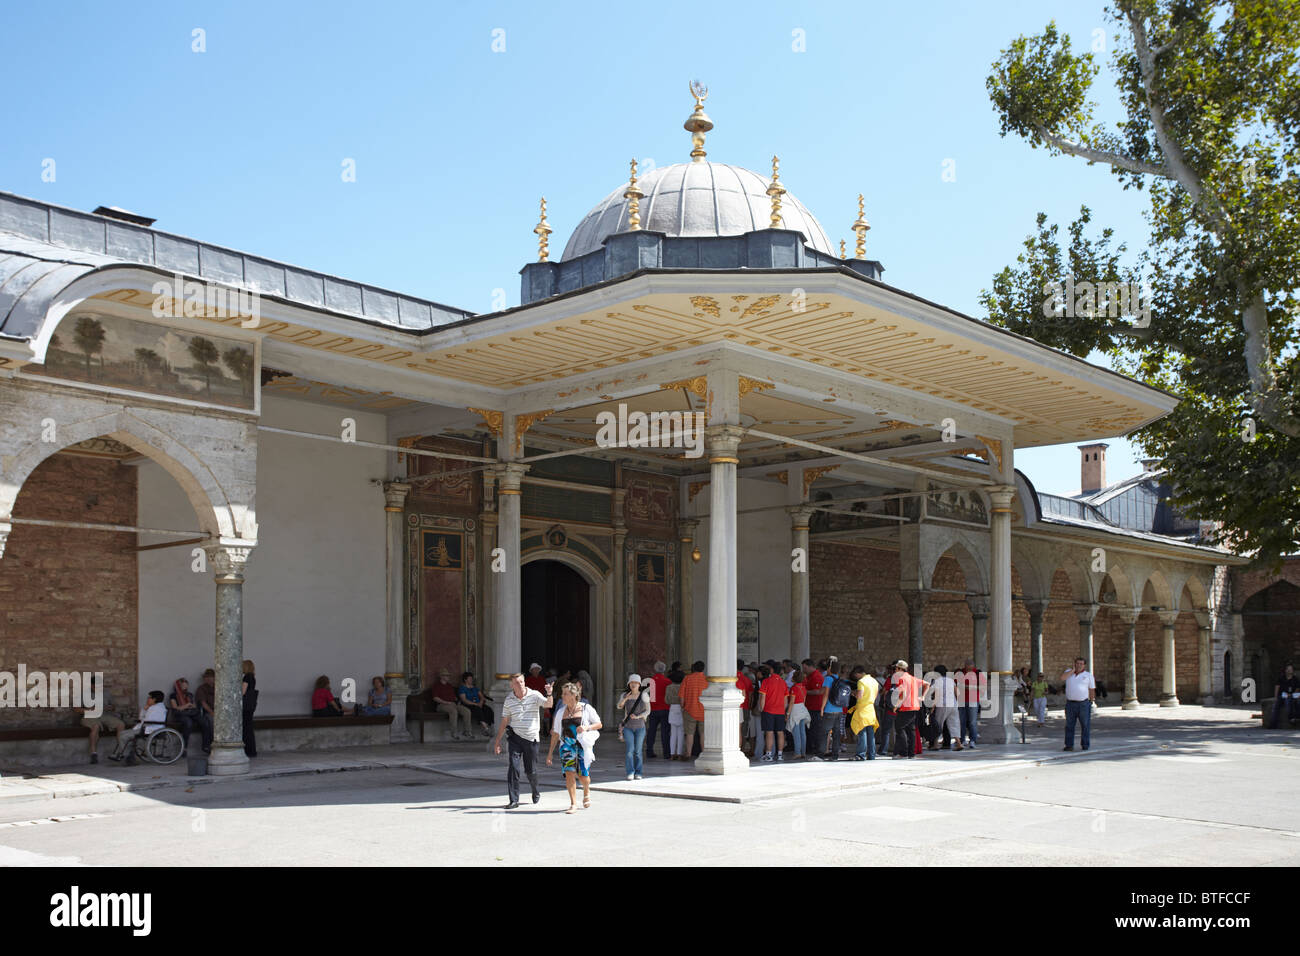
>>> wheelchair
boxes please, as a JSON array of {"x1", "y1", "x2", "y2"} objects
[{"x1": 130, "y1": 725, "x2": 185, "y2": 765}]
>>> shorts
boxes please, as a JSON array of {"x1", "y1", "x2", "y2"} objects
[
  {"x1": 682, "y1": 712, "x2": 703, "y2": 741},
  {"x1": 81, "y1": 714, "x2": 124, "y2": 734},
  {"x1": 761, "y1": 711, "x2": 786, "y2": 733}
]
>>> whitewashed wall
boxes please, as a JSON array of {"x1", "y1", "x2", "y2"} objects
[
  {"x1": 137, "y1": 396, "x2": 388, "y2": 717},
  {"x1": 690, "y1": 476, "x2": 792, "y2": 666}
]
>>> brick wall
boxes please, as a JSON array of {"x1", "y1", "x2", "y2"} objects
[
  {"x1": 0, "y1": 453, "x2": 137, "y2": 728},
  {"x1": 809, "y1": 540, "x2": 1197, "y2": 699}
]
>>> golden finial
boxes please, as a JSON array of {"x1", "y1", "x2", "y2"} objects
[
  {"x1": 683, "y1": 80, "x2": 713, "y2": 163},
  {"x1": 839, "y1": 239, "x2": 846, "y2": 259},
  {"x1": 533, "y1": 197, "x2": 552, "y2": 262},
  {"x1": 852, "y1": 193, "x2": 870, "y2": 260},
  {"x1": 766, "y1": 155, "x2": 786, "y2": 229},
  {"x1": 624, "y1": 158, "x2": 645, "y2": 230}
]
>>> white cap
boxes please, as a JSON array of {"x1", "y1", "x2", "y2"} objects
[{"x1": 628, "y1": 674, "x2": 642, "y2": 685}]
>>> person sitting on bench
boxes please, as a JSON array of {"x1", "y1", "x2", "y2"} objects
[{"x1": 311, "y1": 675, "x2": 354, "y2": 717}]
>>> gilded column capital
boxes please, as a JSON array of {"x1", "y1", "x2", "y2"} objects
[
  {"x1": 491, "y1": 462, "x2": 529, "y2": 494},
  {"x1": 382, "y1": 481, "x2": 411, "y2": 513},
  {"x1": 987, "y1": 485, "x2": 1016, "y2": 513},
  {"x1": 705, "y1": 424, "x2": 745, "y2": 461}
]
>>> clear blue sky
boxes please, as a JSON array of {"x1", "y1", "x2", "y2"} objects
[{"x1": 1, "y1": 0, "x2": 1155, "y2": 495}]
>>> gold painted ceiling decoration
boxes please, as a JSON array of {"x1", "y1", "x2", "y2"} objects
[
  {"x1": 80, "y1": 282, "x2": 1166, "y2": 449},
  {"x1": 468, "y1": 407, "x2": 504, "y2": 438}
]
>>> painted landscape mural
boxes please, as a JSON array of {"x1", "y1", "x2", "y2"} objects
[{"x1": 33, "y1": 312, "x2": 256, "y2": 410}]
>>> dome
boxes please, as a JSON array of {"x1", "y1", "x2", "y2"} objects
[{"x1": 560, "y1": 162, "x2": 835, "y2": 261}]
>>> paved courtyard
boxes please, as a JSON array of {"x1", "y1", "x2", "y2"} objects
[{"x1": 1, "y1": 705, "x2": 1296, "y2": 866}]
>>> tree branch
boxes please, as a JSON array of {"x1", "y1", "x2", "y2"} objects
[
  {"x1": 1033, "y1": 125, "x2": 1166, "y2": 176},
  {"x1": 1239, "y1": 286, "x2": 1300, "y2": 437}
]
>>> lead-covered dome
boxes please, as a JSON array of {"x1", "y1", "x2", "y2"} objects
[{"x1": 561, "y1": 161, "x2": 834, "y2": 261}]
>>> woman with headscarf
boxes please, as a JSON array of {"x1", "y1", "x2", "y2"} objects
[
  {"x1": 167, "y1": 678, "x2": 203, "y2": 753},
  {"x1": 849, "y1": 664, "x2": 880, "y2": 760},
  {"x1": 546, "y1": 682, "x2": 602, "y2": 813}
]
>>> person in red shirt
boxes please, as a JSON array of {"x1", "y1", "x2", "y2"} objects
[
  {"x1": 889, "y1": 660, "x2": 928, "y2": 759},
  {"x1": 646, "y1": 662, "x2": 672, "y2": 759},
  {"x1": 736, "y1": 662, "x2": 754, "y2": 757},
  {"x1": 524, "y1": 663, "x2": 547, "y2": 693},
  {"x1": 758, "y1": 665, "x2": 792, "y2": 762},
  {"x1": 803, "y1": 659, "x2": 827, "y2": 759},
  {"x1": 788, "y1": 678, "x2": 810, "y2": 758}
]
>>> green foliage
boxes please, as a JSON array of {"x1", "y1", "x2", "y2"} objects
[{"x1": 985, "y1": 0, "x2": 1300, "y2": 567}]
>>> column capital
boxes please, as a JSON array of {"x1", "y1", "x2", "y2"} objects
[
  {"x1": 491, "y1": 461, "x2": 529, "y2": 493},
  {"x1": 1157, "y1": 609, "x2": 1180, "y2": 626},
  {"x1": 1193, "y1": 610, "x2": 1211, "y2": 630},
  {"x1": 966, "y1": 594, "x2": 990, "y2": 619},
  {"x1": 786, "y1": 504, "x2": 815, "y2": 527},
  {"x1": 205, "y1": 540, "x2": 254, "y2": 580},
  {"x1": 382, "y1": 480, "x2": 411, "y2": 513},
  {"x1": 1074, "y1": 602, "x2": 1101, "y2": 624},
  {"x1": 987, "y1": 485, "x2": 1016, "y2": 512},
  {"x1": 1023, "y1": 597, "x2": 1050, "y2": 619},
  {"x1": 1116, "y1": 606, "x2": 1141, "y2": 625},
  {"x1": 900, "y1": 589, "x2": 930, "y2": 613},
  {"x1": 677, "y1": 518, "x2": 699, "y2": 540},
  {"x1": 704, "y1": 424, "x2": 746, "y2": 460}
]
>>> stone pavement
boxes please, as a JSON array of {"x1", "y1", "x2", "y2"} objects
[{"x1": 0, "y1": 702, "x2": 1281, "y2": 807}]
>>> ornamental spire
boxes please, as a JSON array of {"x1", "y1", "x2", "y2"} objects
[
  {"x1": 852, "y1": 193, "x2": 870, "y2": 259},
  {"x1": 533, "y1": 197, "x2": 552, "y2": 261},
  {"x1": 624, "y1": 159, "x2": 645, "y2": 230},
  {"x1": 683, "y1": 80, "x2": 713, "y2": 163},
  {"x1": 767, "y1": 155, "x2": 786, "y2": 229}
]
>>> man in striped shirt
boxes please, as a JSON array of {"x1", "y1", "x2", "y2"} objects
[{"x1": 494, "y1": 672, "x2": 554, "y2": 809}]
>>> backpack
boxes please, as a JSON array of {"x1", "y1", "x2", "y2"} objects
[{"x1": 829, "y1": 676, "x2": 853, "y2": 710}]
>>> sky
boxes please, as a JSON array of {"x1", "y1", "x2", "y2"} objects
[{"x1": 0, "y1": 0, "x2": 1159, "y2": 495}]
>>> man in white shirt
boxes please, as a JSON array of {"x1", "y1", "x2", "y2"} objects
[
  {"x1": 1060, "y1": 658, "x2": 1097, "y2": 752},
  {"x1": 109, "y1": 690, "x2": 167, "y2": 765},
  {"x1": 494, "y1": 672, "x2": 553, "y2": 809}
]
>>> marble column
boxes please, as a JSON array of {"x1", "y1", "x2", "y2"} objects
[
  {"x1": 984, "y1": 486, "x2": 1016, "y2": 743},
  {"x1": 1075, "y1": 602, "x2": 1099, "y2": 669},
  {"x1": 1025, "y1": 598, "x2": 1048, "y2": 679},
  {"x1": 900, "y1": 589, "x2": 929, "y2": 671},
  {"x1": 697, "y1": 425, "x2": 747, "y2": 774},
  {"x1": 788, "y1": 505, "x2": 814, "y2": 663},
  {"x1": 1195, "y1": 611, "x2": 1213, "y2": 704},
  {"x1": 612, "y1": 488, "x2": 629, "y2": 718},
  {"x1": 677, "y1": 519, "x2": 698, "y2": 667},
  {"x1": 1118, "y1": 607, "x2": 1141, "y2": 709},
  {"x1": 1158, "y1": 610, "x2": 1180, "y2": 707},
  {"x1": 207, "y1": 542, "x2": 253, "y2": 776},
  {"x1": 967, "y1": 595, "x2": 990, "y2": 673},
  {"x1": 382, "y1": 481, "x2": 411, "y2": 742},
  {"x1": 489, "y1": 462, "x2": 528, "y2": 706}
]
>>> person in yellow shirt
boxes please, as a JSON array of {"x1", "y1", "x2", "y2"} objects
[{"x1": 849, "y1": 665, "x2": 880, "y2": 760}]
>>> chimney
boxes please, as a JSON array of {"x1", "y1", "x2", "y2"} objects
[
  {"x1": 1079, "y1": 442, "x2": 1109, "y2": 495},
  {"x1": 92, "y1": 205, "x2": 156, "y2": 227}
]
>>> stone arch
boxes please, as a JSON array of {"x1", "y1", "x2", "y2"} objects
[
  {"x1": 520, "y1": 546, "x2": 615, "y2": 722},
  {"x1": 918, "y1": 527, "x2": 988, "y2": 595},
  {"x1": 1058, "y1": 550, "x2": 1101, "y2": 605},
  {"x1": 1141, "y1": 568, "x2": 1176, "y2": 612},
  {"x1": 1180, "y1": 574, "x2": 1210, "y2": 612},
  {"x1": 1097, "y1": 560, "x2": 1140, "y2": 609},
  {"x1": 2, "y1": 408, "x2": 235, "y2": 540}
]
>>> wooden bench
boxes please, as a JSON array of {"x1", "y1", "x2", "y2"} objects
[
  {"x1": 0, "y1": 713, "x2": 395, "y2": 769},
  {"x1": 404, "y1": 689, "x2": 451, "y2": 743}
]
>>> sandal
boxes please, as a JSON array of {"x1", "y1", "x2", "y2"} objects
[
  {"x1": 565, "y1": 805, "x2": 577, "y2": 814},
  {"x1": 583, "y1": 796, "x2": 591, "y2": 809}
]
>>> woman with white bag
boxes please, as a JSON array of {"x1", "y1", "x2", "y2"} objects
[{"x1": 547, "y1": 682, "x2": 602, "y2": 813}]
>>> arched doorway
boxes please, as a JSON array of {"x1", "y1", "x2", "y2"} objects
[{"x1": 522, "y1": 560, "x2": 590, "y2": 675}]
